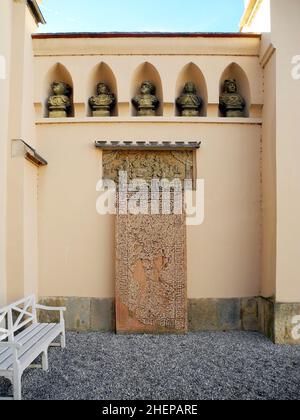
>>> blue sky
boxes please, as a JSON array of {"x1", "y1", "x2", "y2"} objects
[{"x1": 38, "y1": 0, "x2": 245, "y2": 33}]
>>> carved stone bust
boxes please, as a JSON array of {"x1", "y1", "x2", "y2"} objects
[
  {"x1": 47, "y1": 81, "x2": 72, "y2": 118},
  {"x1": 89, "y1": 82, "x2": 116, "y2": 117},
  {"x1": 132, "y1": 81, "x2": 160, "y2": 117},
  {"x1": 176, "y1": 82, "x2": 203, "y2": 117},
  {"x1": 219, "y1": 79, "x2": 246, "y2": 117}
]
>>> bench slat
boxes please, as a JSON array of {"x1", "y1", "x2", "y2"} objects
[
  {"x1": 0, "y1": 348, "x2": 10, "y2": 362},
  {"x1": 17, "y1": 325, "x2": 62, "y2": 370},
  {"x1": 0, "y1": 324, "x2": 58, "y2": 370},
  {"x1": 15, "y1": 323, "x2": 46, "y2": 346},
  {"x1": 0, "y1": 323, "x2": 57, "y2": 370},
  {"x1": 0, "y1": 324, "x2": 45, "y2": 360}
]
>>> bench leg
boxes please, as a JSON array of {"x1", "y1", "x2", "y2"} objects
[
  {"x1": 61, "y1": 329, "x2": 66, "y2": 349},
  {"x1": 13, "y1": 369, "x2": 22, "y2": 401},
  {"x1": 42, "y1": 350, "x2": 49, "y2": 371}
]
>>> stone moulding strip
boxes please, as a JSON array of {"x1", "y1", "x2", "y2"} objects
[
  {"x1": 95, "y1": 141, "x2": 201, "y2": 151},
  {"x1": 12, "y1": 139, "x2": 48, "y2": 167},
  {"x1": 260, "y1": 43, "x2": 276, "y2": 69},
  {"x1": 35, "y1": 117, "x2": 263, "y2": 125}
]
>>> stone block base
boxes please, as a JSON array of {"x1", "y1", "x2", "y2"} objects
[
  {"x1": 188, "y1": 298, "x2": 260, "y2": 332},
  {"x1": 48, "y1": 110, "x2": 67, "y2": 118},
  {"x1": 275, "y1": 302, "x2": 300, "y2": 345},
  {"x1": 38, "y1": 297, "x2": 300, "y2": 345},
  {"x1": 38, "y1": 297, "x2": 115, "y2": 332}
]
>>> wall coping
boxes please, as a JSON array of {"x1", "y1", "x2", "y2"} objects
[
  {"x1": 33, "y1": 32, "x2": 261, "y2": 40},
  {"x1": 32, "y1": 35, "x2": 261, "y2": 57}
]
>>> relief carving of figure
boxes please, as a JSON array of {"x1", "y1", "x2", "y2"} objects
[
  {"x1": 132, "y1": 81, "x2": 160, "y2": 117},
  {"x1": 176, "y1": 82, "x2": 203, "y2": 117},
  {"x1": 219, "y1": 79, "x2": 246, "y2": 117},
  {"x1": 47, "y1": 81, "x2": 72, "y2": 118},
  {"x1": 89, "y1": 82, "x2": 116, "y2": 117}
]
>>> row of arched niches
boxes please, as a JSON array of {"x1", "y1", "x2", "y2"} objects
[{"x1": 42, "y1": 61, "x2": 258, "y2": 118}]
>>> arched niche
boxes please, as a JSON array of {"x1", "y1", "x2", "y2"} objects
[
  {"x1": 131, "y1": 62, "x2": 163, "y2": 116},
  {"x1": 175, "y1": 63, "x2": 208, "y2": 117},
  {"x1": 219, "y1": 63, "x2": 251, "y2": 117},
  {"x1": 87, "y1": 62, "x2": 118, "y2": 117},
  {"x1": 43, "y1": 63, "x2": 74, "y2": 118}
]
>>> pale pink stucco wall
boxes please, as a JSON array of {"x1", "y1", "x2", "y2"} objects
[
  {"x1": 260, "y1": 51, "x2": 276, "y2": 298},
  {"x1": 36, "y1": 122, "x2": 262, "y2": 299},
  {"x1": 33, "y1": 34, "x2": 263, "y2": 300},
  {"x1": 242, "y1": 0, "x2": 300, "y2": 303},
  {"x1": 271, "y1": 0, "x2": 300, "y2": 302},
  {"x1": 3, "y1": 0, "x2": 300, "y2": 307},
  {"x1": 1, "y1": 1, "x2": 40, "y2": 304},
  {"x1": 0, "y1": 0, "x2": 12, "y2": 306}
]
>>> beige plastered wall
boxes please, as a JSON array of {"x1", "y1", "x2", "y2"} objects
[
  {"x1": 0, "y1": 1, "x2": 40, "y2": 305},
  {"x1": 242, "y1": 0, "x2": 300, "y2": 303},
  {"x1": 270, "y1": 0, "x2": 300, "y2": 302},
  {"x1": 33, "y1": 36, "x2": 263, "y2": 300},
  {"x1": 260, "y1": 48, "x2": 276, "y2": 298},
  {"x1": 0, "y1": 0, "x2": 12, "y2": 307}
]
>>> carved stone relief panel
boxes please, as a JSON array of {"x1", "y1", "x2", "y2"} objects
[
  {"x1": 102, "y1": 150, "x2": 195, "y2": 184},
  {"x1": 116, "y1": 212, "x2": 187, "y2": 333},
  {"x1": 103, "y1": 150, "x2": 190, "y2": 333}
]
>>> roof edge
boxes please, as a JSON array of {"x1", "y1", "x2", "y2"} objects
[
  {"x1": 27, "y1": 0, "x2": 46, "y2": 25},
  {"x1": 240, "y1": 0, "x2": 263, "y2": 31},
  {"x1": 32, "y1": 32, "x2": 261, "y2": 40}
]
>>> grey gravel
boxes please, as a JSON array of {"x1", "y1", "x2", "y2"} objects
[{"x1": 1, "y1": 331, "x2": 300, "y2": 400}]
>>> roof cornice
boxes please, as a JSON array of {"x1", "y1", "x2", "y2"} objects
[
  {"x1": 32, "y1": 32, "x2": 261, "y2": 40},
  {"x1": 26, "y1": 0, "x2": 46, "y2": 25},
  {"x1": 240, "y1": 0, "x2": 263, "y2": 31}
]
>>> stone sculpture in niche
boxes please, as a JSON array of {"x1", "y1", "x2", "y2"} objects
[
  {"x1": 219, "y1": 79, "x2": 246, "y2": 117},
  {"x1": 47, "y1": 81, "x2": 72, "y2": 118},
  {"x1": 176, "y1": 82, "x2": 203, "y2": 117},
  {"x1": 132, "y1": 81, "x2": 160, "y2": 116},
  {"x1": 89, "y1": 82, "x2": 116, "y2": 117}
]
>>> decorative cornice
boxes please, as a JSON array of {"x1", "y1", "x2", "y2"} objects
[
  {"x1": 95, "y1": 141, "x2": 201, "y2": 151},
  {"x1": 26, "y1": 0, "x2": 46, "y2": 25}
]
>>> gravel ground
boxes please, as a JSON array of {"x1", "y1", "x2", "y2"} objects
[{"x1": 1, "y1": 331, "x2": 300, "y2": 400}]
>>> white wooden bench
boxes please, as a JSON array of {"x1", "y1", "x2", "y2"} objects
[{"x1": 0, "y1": 295, "x2": 66, "y2": 400}]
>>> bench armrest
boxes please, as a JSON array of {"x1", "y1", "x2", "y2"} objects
[
  {"x1": 35, "y1": 304, "x2": 66, "y2": 326},
  {"x1": 0, "y1": 342, "x2": 22, "y2": 350},
  {"x1": 35, "y1": 304, "x2": 66, "y2": 312}
]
